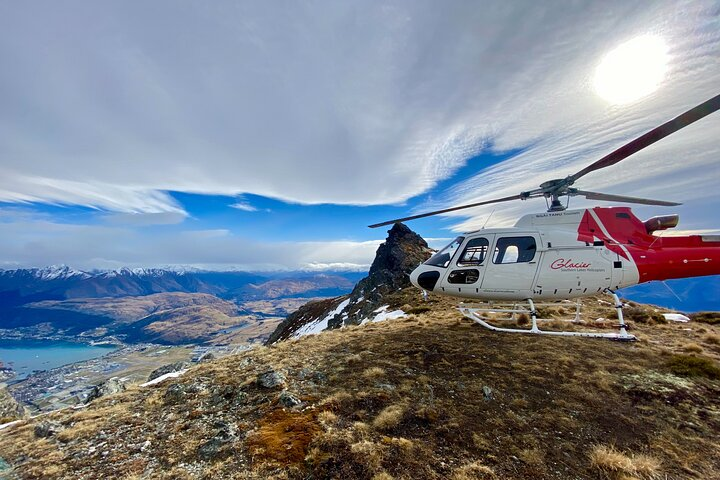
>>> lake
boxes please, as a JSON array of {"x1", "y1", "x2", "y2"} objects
[{"x1": 0, "y1": 340, "x2": 117, "y2": 381}]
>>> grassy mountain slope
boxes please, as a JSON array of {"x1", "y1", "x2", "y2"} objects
[
  {"x1": 1, "y1": 289, "x2": 719, "y2": 479},
  {"x1": 28, "y1": 293, "x2": 238, "y2": 326},
  {"x1": 6, "y1": 293, "x2": 253, "y2": 345}
]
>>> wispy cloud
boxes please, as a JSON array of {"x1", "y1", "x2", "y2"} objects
[
  {"x1": 0, "y1": 212, "x2": 383, "y2": 271},
  {"x1": 229, "y1": 201, "x2": 258, "y2": 212},
  {"x1": 1, "y1": 2, "x2": 715, "y2": 216}
]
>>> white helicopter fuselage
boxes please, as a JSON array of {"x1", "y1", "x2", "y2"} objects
[{"x1": 409, "y1": 207, "x2": 720, "y2": 302}]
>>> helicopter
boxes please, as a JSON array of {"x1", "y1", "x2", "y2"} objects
[{"x1": 369, "y1": 93, "x2": 720, "y2": 340}]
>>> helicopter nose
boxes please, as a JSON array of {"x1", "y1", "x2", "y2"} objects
[
  {"x1": 409, "y1": 267, "x2": 421, "y2": 289},
  {"x1": 410, "y1": 265, "x2": 441, "y2": 292}
]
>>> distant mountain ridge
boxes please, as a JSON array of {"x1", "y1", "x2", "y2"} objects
[
  {"x1": 0, "y1": 267, "x2": 361, "y2": 345},
  {"x1": 0, "y1": 266, "x2": 359, "y2": 305}
]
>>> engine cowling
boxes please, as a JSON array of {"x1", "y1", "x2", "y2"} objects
[{"x1": 644, "y1": 214, "x2": 679, "y2": 234}]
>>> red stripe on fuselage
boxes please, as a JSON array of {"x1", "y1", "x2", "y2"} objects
[{"x1": 577, "y1": 207, "x2": 720, "y2": 283}]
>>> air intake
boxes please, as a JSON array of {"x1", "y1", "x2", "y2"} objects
[{"x1": 644, "y1": 214, "x2": 679, "y2": 234}]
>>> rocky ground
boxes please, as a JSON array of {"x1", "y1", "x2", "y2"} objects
[{"x1": 1, "y1": 287, "x2": 719, "y2": 479}]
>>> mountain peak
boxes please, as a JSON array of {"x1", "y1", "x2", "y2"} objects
[
  {"x1": 367, "y1": 222, "x2": 430, "y2": 277},
  {"x1": 267, "y1": 223, "x2": 433, "y2": 341}
]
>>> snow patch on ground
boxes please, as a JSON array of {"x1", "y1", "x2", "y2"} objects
[
  {"x1": 0, "y1": 420, "x2": 22, "y2": 432},
  {"x1": 140, "y1": 369, "x2": 188, "y2": 387},
  {"x1": 663, "y1": 313, "x2": 690, "y2": 323},
  {"x1": 293, "y1": 298, "x2": 351, "y2": 338},
  {"x1": 361, "y1": 305, "x2": 407, "y2": 324}
]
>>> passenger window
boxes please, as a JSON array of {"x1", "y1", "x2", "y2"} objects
[
  {"x1": 458, "y1": 238, "x2": 489, "y2": 265},
  {"x1": 425, "y1": 236, "x2": 465, "y2": 268},
  {"x1": 492, "y1": 237, "x2": 536, "y2": 264}
]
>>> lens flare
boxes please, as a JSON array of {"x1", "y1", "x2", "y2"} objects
[{"x1": 594, "y1": 35, "x2": 668, "y2": 105}]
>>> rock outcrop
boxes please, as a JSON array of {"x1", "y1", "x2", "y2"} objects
[
  {"x1": 85, "y1": 377, "x2": 126, "y2": 404},
  {"x1": 147, "y1": 362, "x2": 191, "y2": 382},
  {"x1": 0, "y1": 386, "x2": 25, "y2": 422},
  {"x1": 267, "y1": 223, "x2": 432, "y2": 342}
]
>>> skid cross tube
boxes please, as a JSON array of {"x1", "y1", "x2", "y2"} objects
[{"x1": 460, "y1": 294, "x2": 636, "y2": 341}]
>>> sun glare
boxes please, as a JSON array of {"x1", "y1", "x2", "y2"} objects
[{"x1": 593, "y1": 35, "x2": 668, "y2": 105}]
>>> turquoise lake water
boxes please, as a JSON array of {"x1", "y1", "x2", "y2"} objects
[{"x1": 0, "y1": 340, "x2": 116, "y2": 381}]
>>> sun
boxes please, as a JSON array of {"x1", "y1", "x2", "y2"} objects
[{"x1": 593, "y1": 35, "x2": 668, "y2": 105}]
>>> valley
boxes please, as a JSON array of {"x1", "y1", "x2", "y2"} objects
[{"x1": 0, "y1": 268, "x2": 360, "y2": 419}]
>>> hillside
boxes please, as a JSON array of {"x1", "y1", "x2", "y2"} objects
[
  {"x1": 1, "y1": 293, "x2": 254, "y2": 345},
  {"x1": 1, "y1": 289, "x2": 719, "y2": 479},
  {"x1": 28, "y1": 293, "x2": 238, "y2": 326}
]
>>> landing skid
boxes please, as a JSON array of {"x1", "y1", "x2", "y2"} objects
[{"x1": 459, "y1": 290, "x2": 636, "y2": 341}]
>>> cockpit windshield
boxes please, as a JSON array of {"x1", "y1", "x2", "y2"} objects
[{"x1": 424, "y1": 236, "x2": 465, "y2": 268}]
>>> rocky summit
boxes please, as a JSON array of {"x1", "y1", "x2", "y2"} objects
[{"x1": 267, "y1": 223, "x2": 433, "y2": 343}]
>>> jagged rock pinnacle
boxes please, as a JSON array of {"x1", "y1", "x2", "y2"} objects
[
  {"x1": 266, "y1": 223, "x2": 433, "y2": 342},
  {"x1": 365, "y1": 222, "x2": 431, "y2": 289}
]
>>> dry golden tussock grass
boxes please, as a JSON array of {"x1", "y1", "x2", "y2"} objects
[
  {"x1": 371, "y1": 472, "x2": 395, "y2": 480},
  {"x1": 372, "y1": 404, "x2": 406, "y2": 430},
  {"x1": 682, "y1": 342, "x2": 704, "y2": 353},
  {"x1": 350, "y1": 439, "x2": 386, "y2": 471},
  {"x1": 317, "y1": 410, "x2": 338, "y2": 428},
  {"x1": 319, "y1": 390, "x2": 352, "y2": 410},
  {"x1": 363, "y1": 366, "x2": 387, "y2": 379},
  {"x1": 451, "y1": 461, "x2": 497, "y2": 479},
  {"x1": 590, "y1": 445, "x2": 661, "y2": 479}
]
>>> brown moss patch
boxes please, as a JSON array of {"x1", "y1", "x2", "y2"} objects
[{"x1": 246, "y1": 409, "x2": 322, "y2": 467}]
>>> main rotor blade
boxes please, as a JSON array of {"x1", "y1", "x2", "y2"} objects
[
  {"x1": 368, "y1": 194, "x2": 522, "y2": 228},
  {"x1": 569, "y1": 93, "x2": 720, "y2": 183},
  {"x1": 573, "y1": 190, "x2": 681, "y2": 206}
]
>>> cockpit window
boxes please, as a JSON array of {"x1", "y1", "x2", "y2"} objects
[
  {"x1": 458, "y1": 237, "x2": 489, "y2": 265},
  {"x1": 425, "y1": 236, "x2": 465, "y2": 268}
]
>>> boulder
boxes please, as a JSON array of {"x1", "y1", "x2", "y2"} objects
[
  {"x1": 198, "y1": 352, "x2": 216, "y2": 363},
  {"x1": 197, "y1": 422, "x2": 237, "y2": 461},
  {"x1": 257, "y1": 370, "x2": 285, "y2": 388},
  {"x1": 147, "y1": 362, "x2": 190, "y2": 382},
  {"x1": 34, "y1": 421, "x2": 61, "y2": 438},
  {"x1": 85, "y1": 377, "x2": 126, "y2": 404},
  {"x1": 278, "y1": 390, "x2": 302, "y2": 408}
]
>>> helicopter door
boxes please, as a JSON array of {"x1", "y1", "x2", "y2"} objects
[
  {"x1": 440, "y1": 235, "x2": 493, "y2": 296},
  {"x1": 482, "y1": 235, "x2": 539, "y2": 297}
]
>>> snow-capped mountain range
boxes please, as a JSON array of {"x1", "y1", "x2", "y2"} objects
[{"x1": 0, "y1": 266, "x2": 360, "y2": 307}]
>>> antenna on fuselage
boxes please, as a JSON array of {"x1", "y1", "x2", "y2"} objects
[{"x1": 481, "y1": 209, "x2": 496, "y2": 229}]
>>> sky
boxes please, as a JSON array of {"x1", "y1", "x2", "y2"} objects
[{"x1": 0, "y1": 1, "x2": 719, "y2": 271}]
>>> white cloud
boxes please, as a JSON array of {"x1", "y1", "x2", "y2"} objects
[
  {"x1": 229, "y1": 201, "x2": 258, "y2": 212},
  {"x1": 0, "y1": 1, "x2": 716, "y2": 216},
  {"x1": 103, "y1": 212, "x2": 187, "y2": 226},
  {"x1": 0, "y1": 212, "x2": 383, "y2": 271},
  {"x1": 302, "y1": 262, "x2": 370, "y2": 272}
]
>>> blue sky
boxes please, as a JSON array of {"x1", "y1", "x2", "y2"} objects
[{"x1": 0, "y1": 1, "x2": 718, "y2": 271}]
